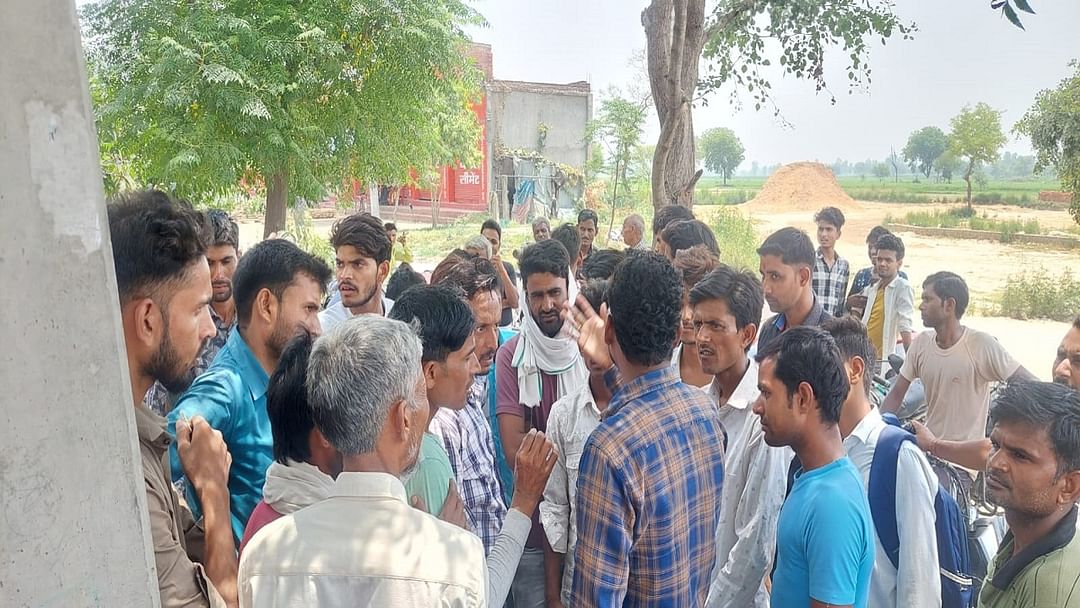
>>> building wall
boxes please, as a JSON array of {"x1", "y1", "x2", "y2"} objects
[{"x1": 488, "y1": 86, "x2": 591, "y2": 168}]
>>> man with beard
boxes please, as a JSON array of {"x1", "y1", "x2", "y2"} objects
[
  {"x1": 238, "y1": 316, "x2": 489, "y2": 606},
  {"x1": 108, "y1": 190, "x2": 237, "y2": 607},
  {"x1": 978, "y1": 382, "x2": 1080, "y2": 608},
  {"x1": 495, "y1": 239, "x2": 588, "y2": 608},
  {"x1": 320, "y1": 213, "x2": 393, "y2": 332},
  {"x1": 577, "y1": 208, "x2": 598, "y2": 265},
  {"x1": 142, "y1": 209, "x2": 241, "y2": 415},
  {"x1": 168, "y1": 238, "x2": 332, "y2": 541}
]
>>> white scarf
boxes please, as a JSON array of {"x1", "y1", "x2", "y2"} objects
[
  {"x1": 261, "y1": 459, "x2": 336, "y2": 515},
  {"x1": 512, "y1": 272, "x2": 588, "y2": 409}
]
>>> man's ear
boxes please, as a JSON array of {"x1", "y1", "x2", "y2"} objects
[
  {"x1": 848, "y1": 356, "x2": 867, "y2": 390},
  {"x1": 795, "y1": 381, "x2": 815, "y2": 415},
  {"x1": 388, "y1": 398, "x2": 412, "y2": 441},
  {"x1": 741, "y1": 323, "x2": 758, "y2": 352},
  {"x1": 129, "y1": 297, "x2": 164, "y2": 350},
  {"x1": 254, "y1": 287, "x2": 277, "y2": 325},
  {"x1": 603, "y1": 309, "x2": 615, "y2": 347},
  {"x1": 377, "y1": 260, "x2": 391, "y2": 284},
  {"x1": 1058, "y1": 470, "x2": 1080, "y2": 506},
  {"x1": 422, "y1": 360, "x2": 439, "y2": 392}
]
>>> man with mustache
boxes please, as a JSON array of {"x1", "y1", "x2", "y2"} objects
[
  {"x1": 495, "y1": 239, "x2": 588, "y2": 608},
  {"x1": 756, "y1": 227, "x2": 832, "y2": 353},
  {"x1": 168, "y1": 239, "x2": 332, "y2": 541},
  {"x1": 978, "y1": 382, "x2": 1080, "y2": 608},
  {"x1": 143, "y1": 209, "x2": 241, "y2": 415},
  {"x1": 320, "y1": 213, "x2": 394, "y2": 333}
]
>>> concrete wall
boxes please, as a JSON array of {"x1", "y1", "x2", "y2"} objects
[
  {"x1": 890, "y1": 223, "x2": 1080, "y2": 249},
  {"x1": 0, "y1": 1, "x2": 161, "y2": 606},
  {"x1": 488, "y1": 85, "x2": 591, "y2": 168}
]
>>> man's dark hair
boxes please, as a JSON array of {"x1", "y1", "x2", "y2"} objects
[
  {"x1": 267, "y1": 331, "x2": 316, "y2": 464},
  {"x1": 822, "y1": 316, "x2": 877, "y2": 397},
  {"x1": 754, "y1": 326, "x2": 850, "y2": 424},
  {"x1": 435, "y1": 256, "x2": 502, "y2": 299},
  {"x1": 1074, "y1": 315, "x2": 1080, "y2": 330},
  {"x1": 652, "y1": 205, "x2": 694, "y2": 240},
  {"x1": 108, "y1": 190, "x2": 210, "y2": 304},
  {"x1": 661, "y1": 220, "x2": 720, "y2": 257},
  {"x1": 814, "y1": 206, "x2": 846, "y2": 230},
  {"x1": 756, "y1": 227, "x2": 815, "y2": 268},
  {"x1": 330, "y1": 213, "x2": 391, "y2": 264},
  {"x1": 577, "y1": 208, "x2": 599, "y2": 226},
  {"x1": 520, "y1": 239, "x2": 571, "y2": 288},
  {"x1": 205, "y1": 209, "x2": 240, "y2": 250},
  {"x1": 581, "y1": 279, "x2": 610, "y2": 312},
  {"x1": 923, "y1": 271, "x2": 970, "y2": 319},
  {"x1": 673, "y1": 245, "x2": 719, "y2": 290},
  {"x1": 581, "y1": 249, "x2": 626, "y2": 281},
  {"x1": 689, "y1": 265, "x2": 764, "y2": 352},
  {"x1": 866, "y1": 225, "x2": 892, "y2": 246},
  {"x1": 383, "y1": 222, "x2": 397, "y2": 232},
  {"x1": 991, "y1": 381, "x2": 1080, "y2": 476},
  {"x1": 550, "y1": 223, "x2": 581, "y2": 263},
  {"x1": 388, "y1": 285, "x2": 475, "y2": 363},
  {"x1": 608, "y1": 251, "x2": 682, "y2": 366},
  {"x1": 233, "y1": 239, "x2": 332, "y2": 327},
  {"x1": 481, "y1": 218, "x2": 502, "y2": 238},
  {"x1": 874, "y1": 234, "x2": 905, "y2": 260},
  {"x1": 385, "y1": 263, "x2": 427, "y2": 301}
]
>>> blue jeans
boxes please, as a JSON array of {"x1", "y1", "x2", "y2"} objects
[{"x1": 510, "y1": 546, "x2": 546, "y2": 608}]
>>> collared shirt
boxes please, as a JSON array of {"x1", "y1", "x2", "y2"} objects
[
  {"x1": 168, "y1": 330, "x2": 271, "y2": 541},
  {"x1": 850, "y1": 267, "x2": 909, "y2": 299},
  {"x1": 980, "y1": 506, "x2": 1080, "y2": 608},
  {"x1": 135, "y1": 404, "x2": 227, "y2": 608},
  {"x1": 318, "y1": 293, "x2": 395, "y2": 334},
  {"x1": 812, "y1": 249, "x2": 850, "y2": 317},
  {"x1": 631, "y1": 239, "x2": 649, "y2": 250},
  {"x1": 572, "y1": 366, "x2": 726, "y2": 607},
  {"x1": 757, "y1": 295, "x2": 831, "y2": 353},
  {"x1": 539, "y1": 383, "x2": 603, "y2": 606},
  {"x1": 143, "y1": 306, "x2": 235, "y2": 416},
  {"x1": 860, "y1": 276, "x2": 915, "y2": 361},
  {"x1": 670, "y1": 343, "x2": 713, "y2": 391},
  {"x1": 238, "y1": 472, "x2": 489, "y2": 607},
  {"x1": 706, "y1": 359, "x2": 790, "y2": 608},
  {"x1": 843, "y1": 408, "x2": 941, "y2": 608},
  {"x1": 429, "y1": 375, "x2": 508, "y2": 554}
]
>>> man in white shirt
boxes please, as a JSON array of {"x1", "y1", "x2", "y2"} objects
[
  {"x1": 853, "y1": 233, "x2": 914, "y2": 361},
  {"x1": 825, "y1": 316, "x2": 942, "y2": 608},
  {"x1": 320, "y1": 213, "x2": 394, "y2": 332},
  {"x1": 239, "y1": 316, "x2": 488, "y2": 607},
  {"x1": 694, "y1": 266, "x2": 790, "y2": 608},
  {"x1": 882, "y1": 271, "x2": 1036, "y2": 442}
]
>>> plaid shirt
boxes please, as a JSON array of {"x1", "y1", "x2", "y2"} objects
[
  {"x1": 143, "y1": 306, "x2": 235, "y2": 416},
  {"x1": 572, "y1": 366, "x2": 726, "y2": 607},
  {"x1": 811, "y1": 250, "x2": 850, "y2": 317},
  {"x1": 430, "y1": 375, "x2": 507, "y2": 554}
]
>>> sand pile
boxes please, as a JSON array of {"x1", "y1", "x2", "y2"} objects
[{"x1": 742, "y1": 162, "x2": 859, "y2": 213}]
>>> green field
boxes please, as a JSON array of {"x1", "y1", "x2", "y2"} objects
[{"x1": 694, "y1": 175, "x2": 1062, "y2": 207}]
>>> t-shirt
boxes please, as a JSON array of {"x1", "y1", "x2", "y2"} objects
[
  {"x1": 980, "y1": 506, "x2": 1080, "y2": 608},
  {"x1": 866, "y1": 287, "x2": 887, "y2": 357},
  {"x1": 772, "y1": 457, "x2": 875, "y2": 608},
  {"x1": 495, "y1": 334, "x2": 560, "y2": 548},
  {"x1": 499, "y1": 261, "x2": 517, "y2": 327},
  {"x1": 900, "y1": 328, "x2": 1021, "y2": 442},
  {"x1": 403, "y1": 433, "x2": 454, "y2": 515}
]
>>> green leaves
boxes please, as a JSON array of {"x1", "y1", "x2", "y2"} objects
[
  {"x1": 995, "y1": 0, "x2": 1036, "y2": 30},
  {"x1": 699, "y1": 127, "x2": 744, "y2": 182},
  {"x1": 1015, "y1": 61, "x2": 1080, "y2": 224}
]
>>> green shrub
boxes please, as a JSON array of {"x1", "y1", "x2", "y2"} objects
[
  {"x1": 996, "y1": 268, "x2": 1080, "y2": 321},
  {"x1": 709, "y1": 208, "x2": 759, "y2": 270}
]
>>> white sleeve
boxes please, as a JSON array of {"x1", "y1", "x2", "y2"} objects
[
  {"x1": 895, "y1": 442, "x2": 942, "y2": 608},
  {"x1": 486, "y1": 509, "x2": 531, "y2": 607}
]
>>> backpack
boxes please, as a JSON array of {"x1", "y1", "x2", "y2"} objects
[{"x1": 868, "y1": 423, "x2": 976, "y2": 608}]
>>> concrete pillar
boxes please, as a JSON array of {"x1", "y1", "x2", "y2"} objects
[
  {"x1": 0, "y1": 1, "x2": 160, "y2": 606},
  {"x1": 368, "y1": 183, "x2": 381, "y2": 219}
]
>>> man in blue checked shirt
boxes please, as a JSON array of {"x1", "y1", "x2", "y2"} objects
[{"x1": 565, "y1": 251, "x2": 726, "y2": 607}]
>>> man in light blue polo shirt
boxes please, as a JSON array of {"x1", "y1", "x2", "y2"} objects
[
  {"x1": 168, "y1": 238, "x2": 332, "y2": 540},
  {"x1": 753, "y1": 326, "x2": 875, "y2": 608}
]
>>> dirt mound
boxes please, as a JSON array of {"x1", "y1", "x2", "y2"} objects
[{"x1": 742, "y1": 162, "x2": 859, "y2": 213}]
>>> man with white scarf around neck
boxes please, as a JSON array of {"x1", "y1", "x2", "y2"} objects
[{"x1": 495, "y1": 238, "x2": 588, "y2": 608}]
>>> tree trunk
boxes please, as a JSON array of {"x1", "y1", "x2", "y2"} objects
[
  {"x1": 263, "y1": 169, "x2": 289, "y2": 238},
  {"x1": 607, "y1": 156, "x2": 621, "y2": 246},
  {"x1": 964, "y1": 159, "x2": 974, "y2": 209},
  {"x1": 643, "y1": 0, "x2": 706, "y2": 210}
]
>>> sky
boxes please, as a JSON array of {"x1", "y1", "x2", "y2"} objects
[{"x1": 466, "y1": 0, "x2": 1080, "y2": 167}]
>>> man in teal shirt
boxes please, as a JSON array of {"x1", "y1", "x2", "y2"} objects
[{"x1": 168, "y1": 239, "x2": 331, "y2": 540}]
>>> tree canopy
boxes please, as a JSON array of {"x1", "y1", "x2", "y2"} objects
[
  {"x1": 903, "y1": 126, "x2": 948, "y2": 179},
  {"x1": 948, "y1": 103, "x2": 1008, "y2": 207},
  {"x1": 699, "y1": 127, "x2": 745, "y2": 185},
  {"x1": 82, "y1": 0, "x2": 484, "y2": 235},
  {"x1": 1015, "y1": 60, "x2": 1080, "y2": 224}
]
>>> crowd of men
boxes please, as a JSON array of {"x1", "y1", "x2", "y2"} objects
[{"x1": 111, "y1": 190, "x2": 1080, "y2": 608}]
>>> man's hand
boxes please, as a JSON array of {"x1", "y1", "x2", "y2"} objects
[
  {"x1": 910, "y1": 420, "x2": 938, "y2": 455},
  {"x1": 176, "y1": 416, "x2": 231, "y2": 495},
  {"x1": 510, "y1": 429, "x2": 558, "y2": 515},
  {"x1": 562, "y1": 294, "x2": 612, "y2": 370},
  {"x1": 414, "y1": 479, "x2": 467, "y2": 530},
  {"x1": 846, "y1": 294, "x2": 868, "y2": 315}
]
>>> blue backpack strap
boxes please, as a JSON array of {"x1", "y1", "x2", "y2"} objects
[{"x1": 868, "y1": 423, "x2": 915, "y2": 571}]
